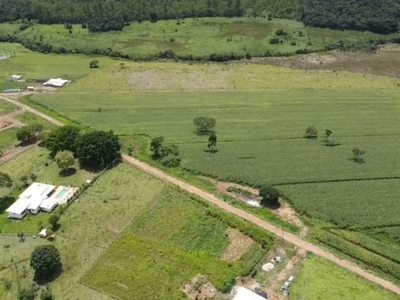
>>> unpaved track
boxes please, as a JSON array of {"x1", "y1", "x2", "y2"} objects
[{"x1": 2, "y1": 93, "x2": 399, "y2": 296}]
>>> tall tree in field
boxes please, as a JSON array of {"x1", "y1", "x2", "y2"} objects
[
  {"x1": 46, "y1": 126, "x2": 81, "y2": 158},
  {"x1": 76, "y1": 130, "x2": 121, "y2": 169},
  {"x1": 304, "y1": 126, "x2": 318, "y2": 139},
  {"x1": 150, "y1": 136, "x2": 165, "y2": 158},
  {"x1": 352, "y1": 147, "x2": 366, "y2": 163},
  {"x1": 207, "y1": 133, "x2": 217, "y2": 152},
  {"x1": 30, "y1": 245, "x2": 62, "y2": 282},
  {"x1": 55, "y1": 150, "x2": 75, "y2": 174},
  {"x1": 16, "y1": 123, "x2": 43, "y2": 144},
  {"x1": 193, "y1": 117, "x2": 216, "y2": 134}
]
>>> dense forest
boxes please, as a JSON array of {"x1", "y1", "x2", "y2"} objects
[
  {"x1": 0, "y1": 0, "x2": 301, "y2": 32},
  {"x1": 301, "y1": 0, "x2": 400, "y2": 34},
  {"x1": 0, "y1": 0, "x2": 399, "y2": 34}
]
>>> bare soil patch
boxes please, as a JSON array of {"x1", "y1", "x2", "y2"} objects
[
  {"x1": 183, "y1": 274, "x2": 229, "y2": 300},
  {"x1": 221, "y1": 228, "x2": 254, "y2": 261},
  {"x1": 129, "y1": 67, "x2": 233, "y2": 90},
  {"x1": 216, "y1": 181, "x2": 308, "y2": 237}
]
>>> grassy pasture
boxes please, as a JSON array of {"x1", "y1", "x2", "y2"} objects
[
  {"x1": 280, "y1": 179, "x2": 400, "y2": 228},
  {"x1": 14, "y1": 112, "x2": 57, "y2": 131},
  {"x1": 0, "y1": 99, "x2": 17, "y2": 116},
  {"x1": 1, "y1": 18, "x2": 400, "y2": 58},
  {"x1": 129, "y1": 187, "x2": 230, "y2": 257},
  {"x1": 81, "y1": 233, "x2": 241, "y2": 300},
  {"x1": 289, "y1": 255, "x2": 400, "y2": 300},
  {"x1": 0, "y1": 128, "x2": 18, "y2": 151}
]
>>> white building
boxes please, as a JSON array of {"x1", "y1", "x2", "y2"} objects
[
  {"x1": 232, "y1": 287, "x2": 267, "y2": 300},
  {"x1": 6, "y1": 182, "x2": 56, "y2": 219},
  {"x1": 43, "y1": 78, "x2": 69, "y2": 88}
]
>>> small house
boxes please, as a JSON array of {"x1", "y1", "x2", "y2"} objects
[{"x1": 232, "y1": 287, "x2": 268, "y2": 300}]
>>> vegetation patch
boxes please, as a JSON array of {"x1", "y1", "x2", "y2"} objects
[
  {"x1": 81, "y1": 233, "x2": 241, "y2": 300},
  {"x1": 290, "y1": 255, "x2": 400, "y2": 300}
]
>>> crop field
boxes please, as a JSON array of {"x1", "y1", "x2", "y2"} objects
[
  {"x1": 289, "y1": 255, "x2": 399, "y2": 300},
  {"x1": 1, "y1": 18, "x2": 400, "y2": 58},
  {"x1": 280, "y1": 179, "x2": 400, "y2": 228}
]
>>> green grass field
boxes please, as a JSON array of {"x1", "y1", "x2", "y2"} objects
[
  {"x1": 0, "y1": 128, "x2": 18, "y2": 151},
  {"x1": 1, "y1": 18, "x2": 399, "y2": 58},
  {"x1": 0, "y1": 99, "x2": 17, "y2": 116},
  {"x1": 289, "y1": 255, "x2": 399, "y2": 300}
]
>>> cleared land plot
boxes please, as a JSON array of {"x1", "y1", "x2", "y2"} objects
[
  {"x1": 129, "y1": 187, "x2": 230, "y2": 257},
  {"x1": 0, "y1": 100, "x2": 17, "y2": 116},
  {"x1": 1, "y1": 18, "x2": 400, "y2": 58},
  {"x1": 280, "y1": 179, "x2": 400, "y2": 228},
  {"x1": 290, "y1": 255, "x2": 400, "y2": 300},
  {"x1": 82, "y1": 233, "x2": 242, "y2": 300}
]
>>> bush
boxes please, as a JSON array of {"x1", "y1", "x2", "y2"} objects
[
  {"x1": 259, "y1": 185, "x2": 280, "y2": 207},
  {"x1": 19, "y1": 288, "x2": 34, "y2": 300},
  {"x1": 269, "y1": 37, "x2": 280, "y2": 45}
]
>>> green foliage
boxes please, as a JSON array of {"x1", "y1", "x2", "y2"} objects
[
  {"x1": 150, "y1": 136, "x2": 164, "y2": 158},
  {"x1": 89, "y1": 60, "x2": 99, "y2": 68},
  {"x1": 313, "y1": 230, "x2": 400, "y2": 281},
  {"x1": 40, "y1": 289, "x2": 54, "y2": 300},
  {"x1": 16, "y1": 123, "x2": 43, "y2": 144},
  {"x1": 302, "y1": 0, "x2": 400, "y2": 34},
  {"x1": 304, "y1": 126, "x2": 318, "y2": 139},
  {"x1": 48, "y1": 215, "x2": 60, "y2": 230},
  {"x1": 259, "y1": 185, "x2": 280, "y2": 207},
  {"x1": 30, "y1": 245, "x2": 62, "y2": 280},
  {"x1": 193, "y1": 116, "x2": 216, "y2": 134},
  {"x1": 0, "y1": 172, "x2": 12, "y2": 188},
  {"x1": 76, "y1": 130, "x2": 121, "y2": 169},
  {"x1": 46, "y1": 126, "x2": 81, "y2": 158},
  {"x1": 54, "y1": 150, "x2": 74, "y2": 172},
  {"x1": 207, "y1": 133, "x2": 217, "y2": 151},
  {"x1": 150, "y1": 136, "x2": 181, "y2": 167},
  {"x1": 352, "y1": 147, "x2": 366, "y2": 163},
  {"x1": 19, "y1": 288, "x2": 35, "y2": 300}
]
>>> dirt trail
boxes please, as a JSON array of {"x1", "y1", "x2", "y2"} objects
[
  {"x1": 1, "y1": 93, "x2": 399, "y2": 296},
  {"x1": 0, "y1": 107, "x2": 26, "y2": 132}
]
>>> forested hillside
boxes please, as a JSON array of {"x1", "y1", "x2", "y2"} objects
[
  {"x1": 0, "y1": 0, "x2": 301, "y2": 32},
  {"x1": 302, "y1": 0, "x2": 400, "y2": 34}
]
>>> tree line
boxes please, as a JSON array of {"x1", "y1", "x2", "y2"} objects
[
  {"x1": 0, "y1": 0, "x2": 300, "y2": 32},
  {"x1": 301, "y1": 0, "x2": 400, "y2": 34}
]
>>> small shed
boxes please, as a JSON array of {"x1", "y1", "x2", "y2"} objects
[
  {"x1": 232, "y1": 287, "x2": 267, "y2": 300},
  {"x1": 10, "y1": 75, "x2": 22, "y2": 81},
  {"x1": 39, "y1": 229, "x2": 47, "y2": 238},
  {"x1": 27, "y1": 86, "x2": 34, "y2": 91},
  {"x1": 43, "y1": 78, "x2": 69, "y2": 88}
]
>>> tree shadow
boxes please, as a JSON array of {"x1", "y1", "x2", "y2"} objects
[
  {"x1": 34, "y1": 266, "x2": 63, "y2": 285},
  {"x1": 262, "y1": 201, "x2": 281, "y2": 210},
  {"x1": 0, "y1": 195, "x2": 15, "y2": 213},
  {"x1": 58, "y1": 168, "x2": 77, "y2": 177},
  {"x1": 80, "y1": 158, "x2": 121, "y2": 173},
  {"x1": 203, "y1": 149, "x2": 218, "y2": 153},
  {"x1": 194, "y1": 130, "x2": 215, "y2": 136},
  {"x1": 349, "y1": 158, "x2": 365, "y2": 164}
]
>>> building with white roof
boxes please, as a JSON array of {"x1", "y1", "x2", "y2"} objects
[
  {"x1": 232, "y1": 287, "x2": 267, "y2": 300},
  {"x1": 43, "y1": 78, "x2": 69, "y2": 88},
  {"x1": 6, "y1": 182, "x2": 56, "y2": 219}
]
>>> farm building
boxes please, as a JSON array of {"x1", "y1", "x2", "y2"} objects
[
  {"x1": 232, "y1": 287, "x2": 267, "y2": 300},
  {"x1": 9, "y1": 74, "x2": 22, "y2": 81},
  {"x1": 43, "y1": 78, "x2": 69, "y2": 87},
  {"x1": 6, "y1": 182, "x2": 56, "y2": 219}
]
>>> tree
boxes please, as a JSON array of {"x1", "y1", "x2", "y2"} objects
[
  {"x1": 40, "y1": 289, "x2": 54, "y2": 300},
  {"x1": 48, "y1": 215, "x2": 60, "y2": 230},
  {"x1": 352, "y1": 147, "x2": 366, "y2": 163},
  {"x1": 150, "y1": 136, "x2": 165, "y2": 158},
  {"x1": 30, "y1": 245, "x2": 62, "y2": 280},
  {"x1": 46, "y1": 126, "x2": 81, "y2": 158},
  {"x1": 207, "y1": 133, "x2": 217, "y2": 152},
  {"x1": 76, "y1": 130, "x2": 121, "y2": 169},
  {"x1": 259, "y1": 185, "x2": 280, "y2": 207},
  {"x1": 89, "y1": 59, "x2": 99, "y2": 68},
  {"x1": 325, "y1": 129, "x2": 332, "y2": 138},
  {"x1": 193, "y1": 117, "x2": 216, "y2": 134},
  {"x1": 304, "y1": 126, "x2": 318, "y2": 139},
  {"x1": 0, "y1": 172, "x2": 12, "y2": 188},
  {"x1": 55, "y1": 150, "x2": 75, "y2": 174},
  {"x1": 16, "y1": 124, "x2": 44, "y2": 144}
]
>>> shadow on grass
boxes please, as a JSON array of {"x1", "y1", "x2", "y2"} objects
[
  {"x1": 261, "y1": 201, "x2": 281, "y2": 210},
  {"x1": 80, "y1": 158, "x2": 122, "y2": 173},
  {"x1": 203, "y1": 149, "x2": 218, "y2": 153},
  {"x1": 58, "y1": 168, "x2": 77, "y2": 177},
  {"x1": 0, "y1": 195, "x2": 16, "y2": 214},
  {"x1": 348, "y1": 158, "x2": 366, "y2": 164},
  {"x1": 34, "y1": 265, "x2": 63, "y2": 285},
  {"x1": 194, "y1": 130, "x2": 215, "y2": 136}
]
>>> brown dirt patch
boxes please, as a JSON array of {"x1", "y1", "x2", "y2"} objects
[
  {"x1": 221, "y1": 228, "x2": 254, "y2": 261},
  {"x1": 183, "y1": 275, "x2": 229, "y2": 300},
  {"x1": 129, "y1": 67, "x2": 233, "y2": 90}
]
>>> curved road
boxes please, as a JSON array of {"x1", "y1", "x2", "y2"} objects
[{"x1": 1, "y1": 94, "x2": 399, "y2": 296}]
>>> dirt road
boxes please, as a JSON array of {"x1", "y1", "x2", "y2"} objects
[{"x1": 1, "y1": 93, "x2": 399, "y2": 296}]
